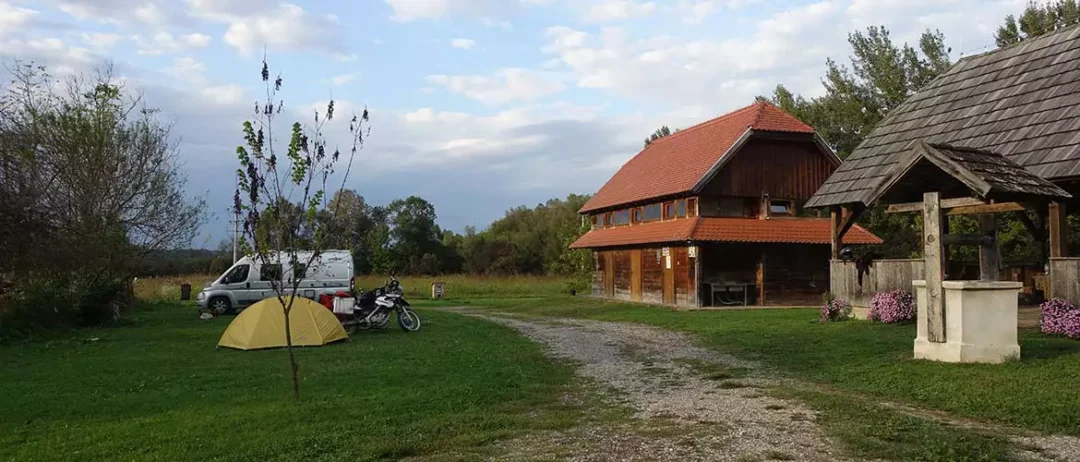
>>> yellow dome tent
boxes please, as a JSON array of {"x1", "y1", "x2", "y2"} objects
[{"x1": 218, "y1": 297, "x2": 348, "y2": 350}]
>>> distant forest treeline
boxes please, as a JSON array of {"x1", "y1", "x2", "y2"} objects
[{"x1": 139, "y1": 191, "x2": 593, "y2": 282}]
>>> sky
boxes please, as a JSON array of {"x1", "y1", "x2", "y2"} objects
[{"x1": 0, "y1": 0, "x2": 1027, "y2": 248}]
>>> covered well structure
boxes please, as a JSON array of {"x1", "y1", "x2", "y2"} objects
[{"x1": 807, "y1": 25, "x2": 1080, "y2": 310}]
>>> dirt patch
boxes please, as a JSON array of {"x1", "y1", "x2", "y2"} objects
[{"x1": 462, "y1": 311, "x2": 848, "y2": 462}]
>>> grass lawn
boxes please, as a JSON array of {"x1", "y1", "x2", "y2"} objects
[
  {"x1": 458, "y1": 297, "x2": 1080, "y2": 437},
  {"x1": 0, "y1": 302, "x2": 575, "y2": 461}
]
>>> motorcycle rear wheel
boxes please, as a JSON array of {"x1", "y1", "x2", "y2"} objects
[{"x1": 397, "y1": 309, "x2": 421, "y2": 332}]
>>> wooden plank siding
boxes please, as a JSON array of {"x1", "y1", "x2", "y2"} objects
[
  {"x1": 613, "y1": 250, "x2": 632, "y2": 301},
  {"x1": 641, "y1": 248, "x2": 664, "y2": 304},
  {"x1": 701, "y1": 139, "x2": 836, "y2": 200},
  {"x1": 590, "y1": 247, "x2": 697, "y2": 308},
  {"x1": 830, "y1": 259, "x2": 926, "y2": 313},
  {"x1": 1049, "y1": 258, "x2": 1080, "y2": 304}
]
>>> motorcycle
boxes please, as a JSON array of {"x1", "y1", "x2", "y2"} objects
[{"x1": 341, "y1": 276, "x2": 421, "y2": 333}]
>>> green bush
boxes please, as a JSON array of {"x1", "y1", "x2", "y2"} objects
[{"x1": 0, "y1": 275, "x2": 132, "y2": 342}]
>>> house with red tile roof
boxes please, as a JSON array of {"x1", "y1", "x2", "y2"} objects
[{"x1": 571, "y1": 101, "x2": 881, "y2": 307}]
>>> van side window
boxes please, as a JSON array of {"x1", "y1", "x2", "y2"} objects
[
  {"x1": 292, "y1": 264, "x2": 307, "y2": 280},
  {"x1": 261, "y1": 264, "x2": 282, "y2": 281},
  {"x1": 225, "y1": 265, "x2": 250, "y2": 284}
]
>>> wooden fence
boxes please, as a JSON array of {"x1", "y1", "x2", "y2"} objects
[
  {"x1": 830, "y1": 259, "x2": 925, "y2": 312},
  {"x1": 1049, "y1": 258, "x2": 1080, "y2": 305}
]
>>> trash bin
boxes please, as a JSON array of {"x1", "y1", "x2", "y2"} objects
[
  {"x1": 180, "y1": 283, "x2": 192, "y2": 301},
  {"x1": 431, "y1": 282, "x2": 446, "y2": 299}
]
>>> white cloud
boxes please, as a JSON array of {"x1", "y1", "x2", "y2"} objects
[
  {"x1": 386, "y1": 0, "x2": 513, "y2": 22},
  {"x1": 0, "y1": 1, "x2": 37, "y2": 31},
  {"x1": 44, "y1": 0, "x2": 188, "y2": 26},
  {"x1": 450, "y1": 38, "x2": 476, "y2": 49},
  {"x1": 677, "y1": 1, "x2": 721, "y2": 24},
  {"x1": 133, "y1": 32, "x2": 212, "y2": 55},
  {"x1": 426, "y1": 68, "x2": 567, "y2": 105},
  {"x1": 202, "y1": 84, "x2": 246, "y2": 105},
  {"x1": 167, "y1": 56, "x2": 207, "y2": 84},
  {"x1": 188, "y1": 1, "x2": 346, "y2": 55},
  {"x1": 584, "y1": 0, "x2": 656, "y2": 23},
  {"x1": 480, "y1": 17, "x2": 513, "y2": 30},
  {"x1": 81, "y1": 32, "x2": 123, "y2": 49},
  {"x1": 386, "y1": 0, "x2": 449, "y2": 21},
  {"x1": 329, "y1": 72, "x2": 360, "y2": 86}
]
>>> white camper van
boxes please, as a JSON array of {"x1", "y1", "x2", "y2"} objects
[{"x1": 196, "y1": 250, "x2": 354, "y2": 314}]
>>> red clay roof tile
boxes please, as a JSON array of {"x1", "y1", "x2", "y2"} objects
[
  {"x1": 570, "y1": 217, "x2": 882, "y2": 249},
  {"x1": 579, "y1": 101, "x2": 814, "y2": 213}
]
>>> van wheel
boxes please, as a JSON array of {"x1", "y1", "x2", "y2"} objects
[{"x1": 210, "y1": 297, "x2": 232, "y2": 315}]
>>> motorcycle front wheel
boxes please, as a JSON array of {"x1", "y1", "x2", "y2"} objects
[{"x1": 397, "y1": 309, "x2": 421, "y2": 332}]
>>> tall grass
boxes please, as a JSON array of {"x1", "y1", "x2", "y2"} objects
[
  {"x1": 134, "y1": 274, "x2": 576, "y2": 302},
  {"x1": 353, "y1": 274, "x2": 575, "y2": 300},
  {"x1": 133, "y1": 274, "x2": 215, "y2": 302}
]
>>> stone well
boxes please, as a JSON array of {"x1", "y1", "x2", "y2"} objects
[{"x1": 913, "y1": 280, "x2": 1022, "y2": 364}]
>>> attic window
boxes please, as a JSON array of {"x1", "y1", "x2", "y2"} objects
[
  {"x1": 664, "y1": 202, "x2": 676, "y2": 220},
  {"x1": 676, "y1": 199, "x2": 687, "y2": 218},
  {"x1": 591, "y1": 215, "x2": 599, "y2": 228},
  {"x1": 633, "y1": 208, "x2": 644, "y2": 223},
  {"x1": 687, "y1": 198, "x2": 697, "y2": 217},
  {"x1": 613, "y1": 209, "x2": 631, "y2": 226},
  {"x1": 769, "y1": 200, "x2": 793, "y2": 216}
]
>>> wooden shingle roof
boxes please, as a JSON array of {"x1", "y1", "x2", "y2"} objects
[
  {"x1": 807, "y1": 24, "x2": 1080, "y2": 208},
  {"x1": 873, "y1": 141, "x2": 1070, "y2": 204}
]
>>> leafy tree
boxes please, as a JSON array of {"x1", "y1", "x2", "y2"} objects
[
  {"x1": 644, "y1": 125, "x2": 675, "y2": 147},
  {"x1": 386, "y1": 196, "x2": 443, "y2": 274},
  {"x1": 0, "y1": 62, "x2": 202, "y2": 330},
  {"x1": 763, "y1": 27, "x2": 950, "y2": 159},
  {"x1": 760, "y1": 26, "x2": 952, "y2": 258},
  {"x1": 996, "y1": 1, "x2": 1080, "y2": 47},
  {"x1": 234, "y1": 58, "x2": 369, "y2": 399}
]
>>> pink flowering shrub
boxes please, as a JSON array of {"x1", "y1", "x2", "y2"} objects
[
  {"x1": 869, "y1": 289, "x2": 916, "y2": 324},
  {"x1": 820, "y1": 298, "x2": 851, "y2": 323},
  {"x1": 1040, "y1": 299, "x2": 1080, "y2": 339}
]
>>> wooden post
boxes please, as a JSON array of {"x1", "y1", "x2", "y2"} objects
[
  {"x1": 923, "y1": 192, "x2": 946, "y2": 343},
  {"x1": 756, "y1": 251, "x2": 766, "y2": 306},
  {"x1": 978, "y1": 214, "x2": 1000, "y2": 281},
  {"x1": 691, "y1": 245, "x2": 702, "y2": 307},
  {"x1": 830, "y1": 206, "x2": 841, "y2": 260},
  {"x1": 1049, "y1": 202, "x2": 1068, "y2": 258}
]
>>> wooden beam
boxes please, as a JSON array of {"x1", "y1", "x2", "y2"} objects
[
  {"x1": 1015, "y1": 211, "x2": 1045, "y2": 242},
  {"x1": 979, "y1": 214, "x2": 1000, "y2": 281},
  {"x1": 1049, "y1": 202, "x2": 1068, "y2": 258},
  {"x1": 756, "y1": 251, "x2": 766, "y2": 306},
  {"x1": 945, "y1": 202, "x2": 1026, "y2": 216},
  {"x1": 887, "y1": 197, "x2": 986, "y2": 214},
  {"x1": 942, "y1": 234, "x2": 996, "y2": 246},
  {"x1": 923, "y1": 192, "x2": 946, "y2": 343},
  {"x1": 830, "y1": 206, "x2": 842, "y2": 260}
]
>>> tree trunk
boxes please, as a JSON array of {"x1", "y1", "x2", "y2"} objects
[{"x1": 282, "y1": 303, "x2": 301, "y2": 400}]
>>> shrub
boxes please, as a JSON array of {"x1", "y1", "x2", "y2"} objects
[
  {"x1": 869, "y1": 289, "x2": 916, "y2": 324},
  {"x1": 821, "y1": 297, "x2": 852, "y2": 323},
  {"x1": 1041, "y1": 299, "x2": 1080, "y2": 339}
]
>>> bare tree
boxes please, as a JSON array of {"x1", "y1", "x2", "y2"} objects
[{"x1": 234, "y1": 58, "x2": 369, "y2": 399}]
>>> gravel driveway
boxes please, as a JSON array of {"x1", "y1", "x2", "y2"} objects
[{"x1": 453, "y1": 311, "x2": 848, "y2": 462}]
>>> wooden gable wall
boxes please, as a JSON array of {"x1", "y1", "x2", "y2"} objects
[{"x1": 701, "y1": 138, "x2": 837, "y2": 199}]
